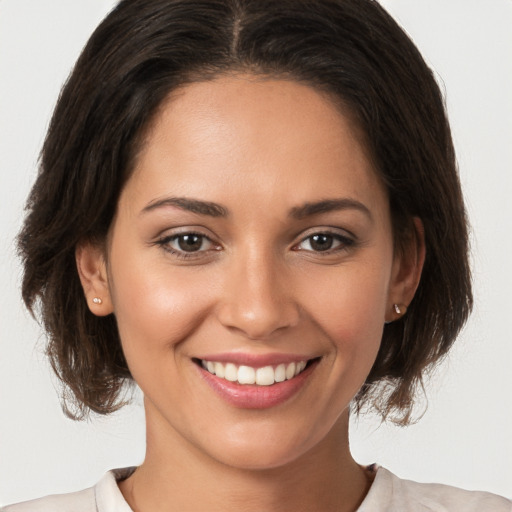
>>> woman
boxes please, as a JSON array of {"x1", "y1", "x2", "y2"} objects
[{"x1": 3, "y1": 0, "x2": 511, "y2": 510}]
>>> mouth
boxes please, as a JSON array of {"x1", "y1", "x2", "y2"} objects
[
  {"x1": 193, "y1": 355, "x2": 320, "y2": 409},
  {"x1": 197, "y1": 359, "x2": 311, "y2": 386}
]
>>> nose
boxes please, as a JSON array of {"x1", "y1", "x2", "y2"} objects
[{"x1": 216, "y1": 250, "x2": 300, "y2": 340}]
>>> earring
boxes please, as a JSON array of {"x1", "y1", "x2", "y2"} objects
[
  {"x1": 385, "y1": 304, "x2": 406, "y2": 325},
  {"x1": 93, "y1": 297, "x2": 103, "y2": 305}
]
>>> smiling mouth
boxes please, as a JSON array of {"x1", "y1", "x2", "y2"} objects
[{"x1": 196, "y1": 359, "x2": 315, "y2": 386}]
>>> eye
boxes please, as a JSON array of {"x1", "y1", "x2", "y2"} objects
[
  {"x1": 295, "y1": 232, "x2": 353, "y2": 253},
  {"x1": 173, "y1": 233, "x2": 209, "y2": 252},
  {"x1": 157, "y1": 232, "x2": 216, "y2": 256}
]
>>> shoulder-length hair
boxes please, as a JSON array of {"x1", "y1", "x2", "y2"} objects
[{"x1": 18, "y1": 0, "x2": 472, "y2": 423}]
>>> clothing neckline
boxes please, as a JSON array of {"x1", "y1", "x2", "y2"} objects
[{"x1": 100, "y1": 465, "x2": 384, "y2": 512}]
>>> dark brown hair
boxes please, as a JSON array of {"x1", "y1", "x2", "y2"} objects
[{"x1": 18, "y1": 0, "x2": 472, "y2": 423}]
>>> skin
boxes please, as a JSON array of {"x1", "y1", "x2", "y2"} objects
[{"x1": 77, "y1": 75, "x2": 424, "y2": 512}]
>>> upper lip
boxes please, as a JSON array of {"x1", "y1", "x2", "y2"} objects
[{"x1": 195, "y1": 352, "x2": 317, "y2": 367}]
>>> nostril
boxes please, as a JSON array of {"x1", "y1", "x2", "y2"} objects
[{"x1": 216, "y1": 299, "x2": 300, "y2": 341}]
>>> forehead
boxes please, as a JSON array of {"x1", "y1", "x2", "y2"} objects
[
  {"x1": 123, "y1": 75, "x2": 386, "y2": 215},
  {"x1": 145, "y1": 74, "x2": 367, "y2": 164}
]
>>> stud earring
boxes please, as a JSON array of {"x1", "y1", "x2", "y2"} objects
[
  {"x1": 385, "y1": 304, "x2": 407, "y2": 325},
  {"x1": 93, "y1": 297, "x2": 102, "y2": 305}
]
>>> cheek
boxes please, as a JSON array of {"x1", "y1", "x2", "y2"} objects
[
  {"x1": 108, "y1": 245, "x2": 216, "y2": 360},
  {"x1": 297, "y1": 259, "x2": 390, "y2": 357}
]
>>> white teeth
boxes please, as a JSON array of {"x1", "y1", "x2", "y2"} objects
[
  {"x1": 255, "y1": 366, "x2": 274, "y2": 386},
  {"x1": 201, "y1": 359, "x2": 310, "y2": 385},
  {"x1": 224, "y1": 363, "x2": 238, "y2": 382},
  {"x1": 214, "y1": 361, "x2": 225, "y2": 378},
  {"x1": 275, "y1": 364, "x2": 286, "y2": 383},
  {"x1": 285, "y1": 362, "x2": 296, "y2": 380},
  {"x1": 238, "y1": 365, "x2": 256, "y2": 384}
]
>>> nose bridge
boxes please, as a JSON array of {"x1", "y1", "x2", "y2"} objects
[{"x1": 217, "y1": 244, "x2": 299, "y2": 339}]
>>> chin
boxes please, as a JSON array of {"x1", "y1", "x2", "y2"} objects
[
  {"x1": 209, "y1": 442, "x2": 309, "y2": 472},
  {"x1": 196, "y1": 418, "x2": 334, "y2": 472}
]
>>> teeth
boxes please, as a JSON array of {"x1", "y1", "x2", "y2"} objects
[
  {"x1": 201, "y1": 359, "x2": 309, "y2": 385},
  {"x1": 214, "y1": 361, "x2": 225, "y2": 378},
  {"x1": 238, "y1": 365, "x2": 255, "y2": 385},
  {"x1": 224, "y1": 363, "x2": 238, "y2": 382},
  {"x1": 274, "y1": 364, "x2": 286, "y2": 383},
  {"x1": 255, "y1": 366, "x2": 274, "y2": 386},
  {"x1": 286, "y1": 362, "x2": 296, "y2": 380}
]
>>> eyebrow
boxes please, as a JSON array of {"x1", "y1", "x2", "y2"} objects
[
  {"x1": 141, "y1": 197, "x2": 228, "y2": 217},
  {"x1": 140, "y1": 196, "x2": 371, "y2": 220},
  {"x1": 289, "y1": 198, "x2": 372, "y2": 220}
]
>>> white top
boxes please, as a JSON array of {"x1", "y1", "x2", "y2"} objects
[{"x1": 2, "y1": 466, "x2": 511, "y2": 511}]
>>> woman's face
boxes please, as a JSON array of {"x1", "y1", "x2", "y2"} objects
[{"x1": 90, "y1": 76, "x2": 410, "y2": 469}]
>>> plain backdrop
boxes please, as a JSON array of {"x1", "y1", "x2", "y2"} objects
[{"x1": 1, "y1": 0, "x2": 511, "y2": 505}]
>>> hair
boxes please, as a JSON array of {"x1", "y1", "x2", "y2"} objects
[{"x1": 18, "y1": 0, "x2": 472, "y2": 423}]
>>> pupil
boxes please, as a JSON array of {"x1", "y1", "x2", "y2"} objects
[
  {"x1": 311, "y1": 234, "x2": 333, "y2": 251},
  {"x1": 178, "y1": 234, "x2": 202, "y2": 252}
]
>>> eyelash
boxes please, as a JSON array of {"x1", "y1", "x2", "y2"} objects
[
  {"x1": 293, "y1": 231, "x2": 355, "y2": 254},
  {"x1": 155, "y1": 232, "x2": 218, "y2": 260},
  {"x1": 154, "y1": 229, "x2": 355, "y2": 260}
]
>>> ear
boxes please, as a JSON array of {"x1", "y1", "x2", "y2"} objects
[
  {"x1": 75, "y1": 241, "x2": 114, "y2": 316},
  {"x1": 386, "y1": 217, "x2": 426, "y2": 322}
]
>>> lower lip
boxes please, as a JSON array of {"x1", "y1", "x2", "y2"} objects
[{"x1": 197, "y1": 361, "x2": 317, "y2": 409}]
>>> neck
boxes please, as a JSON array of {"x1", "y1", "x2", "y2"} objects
[{"x1": 119, "y1": 404, "x2": 371, "y2": 512}]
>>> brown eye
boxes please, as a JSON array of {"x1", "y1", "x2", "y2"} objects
[
  {"x1": 177, "y1": 234, "x2": 204, "y2": 252},
  {"x1": 309, "y1": 234, "x2": 334, "y2": 251},
  {"x1": 157, "y1": 232, "x2": 215, "y2": 256},
  {"x1": 295, "y1": 232, "x2": 353, "y2": 253}
]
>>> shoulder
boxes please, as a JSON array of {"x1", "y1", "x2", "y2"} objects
[
  {"x1": 359, "y1": 466, "x2": 512, "y2": 512},
  {"x1": 0, "y1": 487, "x2": 95, "y2": 512},
  {"x1": 1, "y1": 467, "x2": 135, "y2": 512}
]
